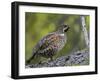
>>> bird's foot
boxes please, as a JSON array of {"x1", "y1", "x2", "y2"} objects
[{"x1": 48, "y1": 58, "x2": 53, "y2": 62}]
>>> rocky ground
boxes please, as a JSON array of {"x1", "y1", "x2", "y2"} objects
[{"x1": 26, "y1": 49, "x2": 89, "y2": 68}]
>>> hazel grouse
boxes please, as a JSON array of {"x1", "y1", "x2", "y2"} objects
[{"x1": 27, "y1": 24, "x2": 69, "y2": 63}]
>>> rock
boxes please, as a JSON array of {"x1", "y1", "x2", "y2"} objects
[{"x1": 26, "y1": 49, "x2": 89, "y2": 68}]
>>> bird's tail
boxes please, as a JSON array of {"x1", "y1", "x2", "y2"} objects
[{"x1": 26, "y1": 53, "x2": 36, "y2": 64}]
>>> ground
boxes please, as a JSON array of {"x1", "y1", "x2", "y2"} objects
[{"x1": 26, "y1": 49, "x2": 89, "y2": 68}]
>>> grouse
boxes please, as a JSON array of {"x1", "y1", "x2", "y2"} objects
[{"x1": 26, "y1": 24, "x2": 69, "y2": 64}]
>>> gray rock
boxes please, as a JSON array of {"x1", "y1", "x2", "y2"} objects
[{"x1": 26, "y1": 49, "x2": 89, "y2": 68}]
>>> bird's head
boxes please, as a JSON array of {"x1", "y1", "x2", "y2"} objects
[
  {"x1": 62, "y1": 24, "x2": 70, "y2": 32},
  {"x1": 57, "y1": 24, "x2": 70, "y2": 34}
]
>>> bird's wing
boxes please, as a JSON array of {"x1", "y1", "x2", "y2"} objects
[
  {"x1": 34, "y1": 33, "x2": 60, "y2": 53},
  {"x1": 37, "y1": 44, "x2": 58, "y2": 58}
]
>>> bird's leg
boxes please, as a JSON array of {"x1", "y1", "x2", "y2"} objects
[
  {"x1": 38, "y1": 55, "x2": 43, "y2": 64},
  {"x1": 48, "y1": 57, "x2": 53, "y2": 62},
  {"x1": 50, "y1": 57, "x2": 53, "y2": 61},
  {"x1": 38, "y1": 61, "x2": 42, "y2": 64},
  {"x1": 38, "y1": 56, "x2": 47, "y2": 64}
]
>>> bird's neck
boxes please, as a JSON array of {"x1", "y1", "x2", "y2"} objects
[
  {"x1": 56, "y1": 29, "x2": 64, "y2": 34},
  {"x1": 59, "y1": 33, "x2": 65, "y2": 36},
  {"x1": 55, "y1": 31, "x2": 66, "y2": 38}
]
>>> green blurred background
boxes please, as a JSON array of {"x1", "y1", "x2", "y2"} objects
[{"x1": 25, "y1": 12, "x2": 90, "y2": 64}]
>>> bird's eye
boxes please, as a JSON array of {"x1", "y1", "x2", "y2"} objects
[
  {"x1": 64, "y1": 25, "x2": 67, "y2": 27},
  {"x1": 63, "y1": 24, "x2": 68, "y2": 28}
]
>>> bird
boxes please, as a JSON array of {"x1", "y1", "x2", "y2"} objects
[{"x1": 26, "y1": 24, "x2": 70, "y2": 64}]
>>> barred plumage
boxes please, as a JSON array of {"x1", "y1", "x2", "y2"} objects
[{"x1": 27, "y1": 24, "x2": 69, "y2": 64}]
